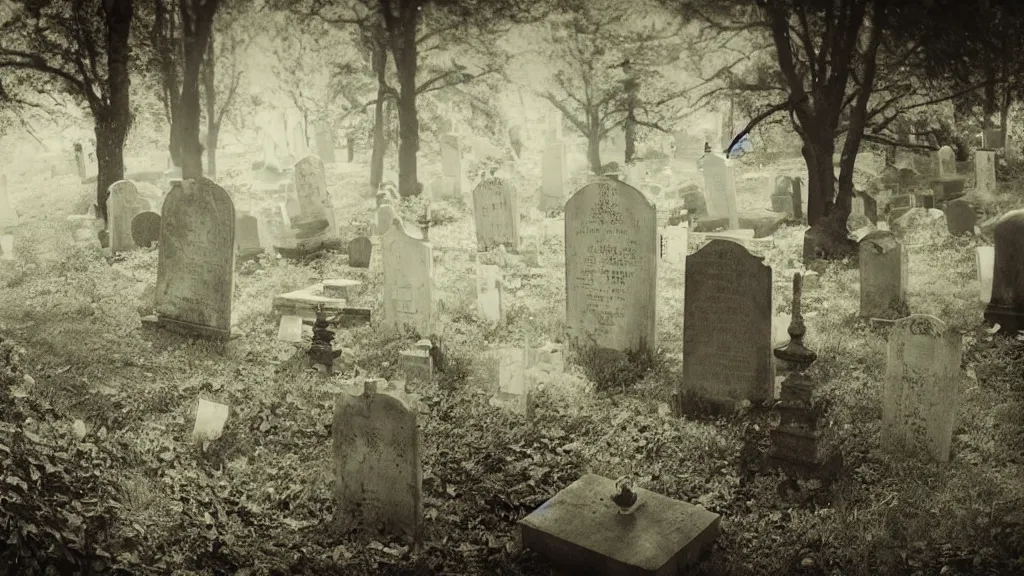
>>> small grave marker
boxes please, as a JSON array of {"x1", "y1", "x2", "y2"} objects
[
  {"x1": 277, "y1": 315, "x2": 304, "y2": 342},
  {"x1": 192, "y1": 399, "x2": 230, "y2": 442}
]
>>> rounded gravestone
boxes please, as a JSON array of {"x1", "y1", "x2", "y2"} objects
[
  {"x1": 131, "y1": 211, "x2": 162, "y2": 248},
  {"x1": 984, "y1": 210, "x2": 1024, "y2": 334}
]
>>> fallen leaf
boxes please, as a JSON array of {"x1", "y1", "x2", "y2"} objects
[{"x1": 72, "y1": 420, "x2": 87, "y2": 440}]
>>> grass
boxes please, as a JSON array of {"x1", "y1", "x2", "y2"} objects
[{"x1": 0, "y1": 145, "x2": 1022, "y2": 575}]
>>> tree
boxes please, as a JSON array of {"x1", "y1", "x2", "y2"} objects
[
  {"x1": 178, "y1": 0, "x2": 222, "y2": 179},
  {"x1": 202, "y1": 0, "x2": 256, "y2": 177},
  {"x1": 0, "y1": 0, "x2": 134, "y2": 224}
]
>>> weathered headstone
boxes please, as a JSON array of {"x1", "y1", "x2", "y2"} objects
[
  {"x1": 487, "y1": 348, "x2": 532, "y2": 417},
  {"x1": 333, "y1": 380, "x2": 421, "y2": 544},
  {"x1": 943, "y1": 198, "x2": 976, "y2": 236},
  {"x1": 192, "y1": 399, "x2": 230, "y2": 442},
  {"x1": 882, "y1": 314, "x2": 961, "y2": 463},
  {"x1": 277, "y1": 315, "x2": 304, "y2": 342},
  {"x1": 154, "y1": 178, "x2": 236, "y2": 340},
  {"x1": 235, "y1": 214, "x2": 262, "y2": 261},
  {"x1": 440, "y1": 134, "x2": 461, "y2": 179},
  {"x1": 130, "y1": 211, "x2": 162, "y2": 248},
  {"x1": 292, "y1": 155, "x2": 338, "y2": 236},
  {"x1": 937, "y1": 146, "x2": 956, "y2": 177},
  {"x1": 107, "y1": 180, "x2": 146, "y2": 254},
  {"x1": 701, "y1": 154, "x2": 739, "y2": 230},
  {"x1": 382, "y1": 220, "x2": 434, "y2": 336},
  {"x1": 771, "y1": 176, "x2": 795, "y2": 218},
  {"x1": 565, "y1": 179, "x2": 657, "y2": 354},
  {"x1": 975, "y1": 150, "x2": 997, "y2": 200},
  {"x1": 984, "y1": 210, "x2": 1024, "y2": 333},
  {"x1": 682, "y1": 240, "x2": 773, "y2": 406},
  {"x1": 398, "y1": 339, "x2": 433, "y2": 388},
  {"x1": 660, "y1": 222, "x2": 689, "y2": 267},
  {"x1": 539, "y1": 141, "x2": 566, "y2": 211},
  {"x1": 348, "y1": 236, "x2": 372, "y2": 268},
  {"x1": 859, "y1": 231, "x2": 907, "y2": 319},
  {"x1": 476, "y1": 263, "x2": 504, "y2": 325},
  {"x1": 472, "y1": 177, "x2": 520, "y2": 252}
]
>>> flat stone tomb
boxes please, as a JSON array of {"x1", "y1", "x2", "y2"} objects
[
  {"x1": 272, "y1": 279, "x2": 361, "y2": 321},
  {"x1": 519, "y1": 474, "x2": 721, "y2": 576}
]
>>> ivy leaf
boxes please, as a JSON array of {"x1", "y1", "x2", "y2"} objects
[{"x1": 5, "y1": 475, "x2": 27, "y2": 491}]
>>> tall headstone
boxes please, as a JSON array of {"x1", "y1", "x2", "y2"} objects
[
  {"x1": 937, "y1": 146, "x2": 956, "y2": 177},
  {"x1": 539, "y1": 141, "x2": 566, "y2": 211},
  {"x1": 565, "y1": 179, "x2": 657, "y2": 354},
  {"x1": 977, "y1": 246, "x2": 995, "y2": 304},
  {"x1": 333, "y1": 380, "x2": 421, "y2": 544},
  {"x1": 107, "y1": 180, "x2": 146, "y2": 254},
  {"x1": 975, "y1": 150, "x2": 997, "y2": 200},
  {"x1": 882, "y1": 315, "x2": 961, "y2": 463},
  {"x1": 154, "y1": 178, "x2": 236, "y2": 340},
  {"x1": 984, "y1": 210, "x2": 1024, "y2": 333},
  {"x1": 683, "y1": 240, "x2": 773, "y2": 406},
  {"x1": 472, "y1": 177, "x2": 520, "y2": 252},
  {"x1": 440, "y1": 134, "x2": 461, "y2": 179},
  {"x1": 313, "y1": 121, "x2": 336, "y2": 164},
  {"x1": 859, "y1": 231, "x2": 907, "y2": 319},
  {"x1": 292, "y1": 155, "x2": 338, "y2": 235},
  {"x1": 382, "y1": 221, "x2": 434, "y2": 336},
  {"x1": 476, "y1": 263, "x2": 504, "y2": 325},
  {"x1": 701, "y1": 154, "x2": 739, "y2": 229}
]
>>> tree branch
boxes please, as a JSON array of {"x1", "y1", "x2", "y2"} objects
[{"x1": 724, "y1": 100, "x2": 789, "y2": 157}]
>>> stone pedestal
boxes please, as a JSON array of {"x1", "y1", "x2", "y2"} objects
[{"x1": 519, "y1": 474, "x2": 720, "y2": 576}]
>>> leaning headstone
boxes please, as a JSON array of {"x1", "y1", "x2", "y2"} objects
[
  {"x1": 476, "y1": 263, "x2": 504, "y2": 325},
  {"x1": 984, "y1": 210, "x2": 1024, "y2": 333},
  {"x1": 130, "y1": 211, "x2": 162, "y2": 248},
  {"x1": 333, "y1": 380, "x2": 421, "y2": 544},
  {"x1": 975, "y1": 150, "x2": 997, "y2": 200},
  {"x1": 882, "y1": 315, "x2": 962, "y2": 463},
  {"x1": 107, "y1": 180, "x2": 145, "y2": 254},
  {"x1": 943, "y1": 198, "x2": 976, "y2": 236},
  {"x1": 519, "y1": 474, "x2": 720, "y2": 576},
  {"x1": 382, "y1": 220, "x2": 434, "y2": 336},
  {"x1": 153, "y1": 178, "x2": 236, "y2": 340},
  {"x1": 192, "y1": 399, "x2": 230, "y2": 443},
  {"x1": 565, "y1": 179, "x2": 657, "y2": 354},
  {"x1": 682, "y1": 240, "x2": 773, "y2": 407},
  {"x1": 348, "y1": 236, "x2": 372, "y2": 268},
  {"x1": 937, "y1": 146, "x2": 955, "y2": 177},
  {"x1": 472, "y1": 177, "x2": 520, "y2": 252},
  {"x1": 292, "y1": 155, "x2": 338, "y2": 236},
  {"x1": 701, "y1": 154, "x2": 739, "y2": 230},
  {"x1": 859, "y1": 230, "x2": 907, "y2": 320},
  {"x1": 977, "y1": 246, "x2": 994, "y2": 304}
]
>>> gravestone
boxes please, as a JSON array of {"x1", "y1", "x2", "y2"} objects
[
  {"x1": 472, "y1": 177, "x2": 520, "y2": 252},
  {"x1": 440, "y1": 133, "x2": 461, "y2": 179},
  {"x1": 107, "y1": 180, "x2": 147, "y2": 254},
  {"x1": 882, "y1": 315, "x2": 962, "y2": 463},
  {"x1": 682, "y1": 240, "x2": 773, "y2": 406},
  {"x1": 348, "y1": 236, "x2": 372, "y2": 268},
  {"x1": 488, "y1": 348, "x2": 531, "y2": 416},
  {"x1": 0, "y1": 174, "x2": 16, "y2": 231},
  {"x1": 235, "y1": 214, "x2": 262, "y2": 261},
  {"x1": 539, "y1": 141, "x2": 566, "y2": 211},
  {"x1": 376, "y1": 203, "x2": 400, "y2": 236},
  {"x1": 130, "y1": 211, "x2": 162, "y2": 248},
  {"x1": 983, "y1": 129, "x2": 1005, "y2": 149},
  {"x1": 660, "y1": 223, "x2": 689, "y2": 267},
  {"x1": 943, "y1": 198, "x2": 976, "y2": 236},
  {"x1": 859, "y1": 231, "x2": 908, "y2": 319},
  {"x1": 333, "y1": 380, "x2": 422, "y2": 544},
  {"x1": 313, "y1": 121, "x2": 336, "y2": 163},
  {"x1": 382, "y1": 220, "x2": 434, "y2": 336},
  {"x1": 984, "y1": 210, "x2": 1024, "y2": 333},
  {"x1": 701, "y1": 154, "x2": 739, "y2": 230},
  {"x1": 292, "y1": 155, "x2": 338, "y2": 235},
  {"x1": 277, "y1": 315, "x2": 304, "y2": 342},
  {"x1": 975, "y1": 150, "x2": 997, "y2": 200},
  {"x1": 771, "y1": 176, "x2": 795, "y2": 218},
  {"x1": 977, "y1": 246, "x2": 994, "y2": 303},
  {"x1": 476, "y1": 263, "x2": 504, "y2": 325},
  {"x1": 519, "y1": 474, "x2": 720, "y2": 576},
  {"x1": 154, "y1": 178, "x2": 236, "y2": 340},
  {"x1": 565, "y1": 179, "x2": 657, "y2": 354},
  {"x1": 937, "y1": 146, "x2": 955, "y2": 177},
  {"x1": 192, "y1": 399, "x2": 230, "y2": 443}
]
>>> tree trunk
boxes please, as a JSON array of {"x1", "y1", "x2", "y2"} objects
[
  {"x1": 623, "y1": 62, "x2": 637, "y2": 165},
  {"x1": 369, "y1": 34, "x2": 389, "y2": 191},
  {"x1": 983, "y1": 63, "x2": 997, "y2": 130},
  {"x1": 389, "y1": 3, "x2": 421, "y2": 198},
  {"x1": 347, "y1": 136, "x2": 355, "y2": 163},
  {"x1": 97, "y1": 0, "x2": 133, "y2": 225},
  {"x1": 179, "y1": 0, "x2": 220, "y2": 180},
  {"x1": 802, "y1": 131, "x2": 835, "y2": 228},
  {"x1": 203, "y1": 34, "x2": 217, "y2": 178},
  {"x1": 587, "y1": 130, "x2": 602, "y2": 174}
]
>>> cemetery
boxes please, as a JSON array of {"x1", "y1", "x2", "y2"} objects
[{"x1": 1, "y1": 0, "x2": 1024, "y2": 575}]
